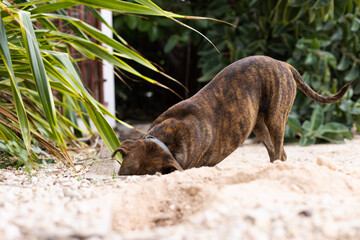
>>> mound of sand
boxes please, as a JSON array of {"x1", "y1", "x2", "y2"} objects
[
  {"x1": 110, "y1": 137, "x2": 360, "y2": 239},
  {"x1": 1, "y1": 137, "x2": 360, "y2": 239}
]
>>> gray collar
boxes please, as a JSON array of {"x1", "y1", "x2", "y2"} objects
[{"x1": 144, "y1": 135, "x2": 171, "y2": 154}]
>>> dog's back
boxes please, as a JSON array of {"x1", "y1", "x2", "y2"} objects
[{"x1": 149, "y1": 56, "x2": 297, "y2": 167}]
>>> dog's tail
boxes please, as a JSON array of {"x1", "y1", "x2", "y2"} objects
[{"x1": 288, "y1": 64, "x2": 352, "y2": 104}]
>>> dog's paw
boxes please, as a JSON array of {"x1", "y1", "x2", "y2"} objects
[{"x1": 273, "y1": 159, "x2": 283, "y2": 164}]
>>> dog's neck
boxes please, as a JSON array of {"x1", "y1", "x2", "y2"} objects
[{"x1": 144, "y1": 135, "x2": 171, "y2": 154}]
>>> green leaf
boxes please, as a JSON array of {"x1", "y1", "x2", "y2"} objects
[
  {"x1": 283, "y1": 5, "x2": 303, "y2": 23},
  {"x1": 316, "y1": 134, "x2": 345, "y2": 143},
  {"x1": 48, "y1": 51, "x2": 122, "y2": 162},
  {"x1": 351, "y1": 101, "x2": 360, "y2": 115},
  {"x1": 309, "y1": 8, "x2": 316, "y2": 23},
  {"x1": 198, "y1": 64, "x2": 224, "y2": 83},
  {"x1": 50, "y1": 31, "x2": 154, "y2": 80},
  {"x1": 36, "y1": 13, "x2": 158, "y2": 72},
  {"x1": 347, "y1": 0, "x2": 354, "y2": 13},
  {"x1": 309, "y1": 105, "x2": 324, "y2": 131},
  {"x1": 351, "y1": 17, "x2": 360, "y2": 31},
  {"x1": 86, "y1": 6, "x2": 128, "y2": 46},
  {"x1": 301, "y1": 120, "x2": 312, "y2": 132},
  {"x1": 164, "y1": 35, "x2": 178, "y2": 53},
  {"x1": 68, "y1": 0, "x2": 169, "y2": 16},
  {"x1": 30, "y1": 2, "x2": 77, "y2": 14},
  {"x1": 288, "y1": 0, "x2": 311, "y2": 7},
  {"x1": 313, "y1": 50, "x2": 336, "y2": 68},
  {"x1": 299, "y1": 126, "x2": 316, "y2": 145},
  {"x1": 345, "y1": 64, "x2": 359, "y2": 82},
  {"x1": 0, "y1": 123, "x2": 20, "y2": 143},
  {"x1": 334, "y1": 0, "x2": 347, "y2": 21},
  {"x1": 287, "y1": 114, "x2": 302, "y2": 133},
  {"x1": 0, "y1": 10, "x2": 32, "y2": 154},
  {"x1": 312, "y1": 0, "x2": 332, "y2": 9},
  {"x1": 138, "y1": 19, "x2": 152, "y2": 32},
  {"x1": 317, "y1": 128, "x2": 353, "y2": 143},
  {"x1": 317, "y1": 122, "x2": 351, "y2": 133},
  {"x1": 19, "y1": 11, "x2": 65, "y2": 148},
  {"x1": 84, "y1": 104, "x2": 123, "y2": 162},
  {"x1": 148, "y1": 25, "x2": 159, "y2": 42},
  {"x1": 305, "y1": 52, "x2": 316, "y2": 65},
  {"x1": 337, "y1": 55, "x2": 351, "y2": 71},
  {"x1": 134, "y1": 0, "x2": 219, "y2": 52},
  {"x1": 125, "y1": 15, "x2": 138, "y2": 30}
]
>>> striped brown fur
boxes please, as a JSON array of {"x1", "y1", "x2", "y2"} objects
[{"x1": 113, "y1": 56, "x2": 351, "y2": 175}]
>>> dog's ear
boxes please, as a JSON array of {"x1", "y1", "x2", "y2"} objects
[
  {"x1": 112, "y1": 139, "x2": 139, "y2": 158},
  {"x1": 112, "y1": 147, "x2": 127, "y2": 158},
  {"x1": 161, "y1": 158, "x2": 184, "y2": 174}
]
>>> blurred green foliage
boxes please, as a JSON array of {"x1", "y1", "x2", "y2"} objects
[
  {"x1": 114, "y1": 0, "x2": 360, "y2": 145},
  {"x1": 0, "y1": 140, "x2": 53, "y2": 172}
]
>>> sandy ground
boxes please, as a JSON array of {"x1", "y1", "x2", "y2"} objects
[{"x1": 1, "y1": 136, "x2": 360, "y2": 239}]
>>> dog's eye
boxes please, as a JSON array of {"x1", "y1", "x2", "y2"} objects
[{"x1": 161, "y1": 167, "x2": 176, "y2": 175}]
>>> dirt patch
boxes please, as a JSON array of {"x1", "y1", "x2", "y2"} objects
[{"x1": 112, "y1": 173, "x2": 209, "y2": 232}]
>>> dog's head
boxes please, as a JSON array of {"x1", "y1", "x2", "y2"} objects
[{"x1": 112, "y1": 139, "x2": 183, "y2": 175}]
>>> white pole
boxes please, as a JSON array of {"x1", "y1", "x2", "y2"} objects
[{"x1": 100, "y1": 9, "x2": 116, "y2": 128}]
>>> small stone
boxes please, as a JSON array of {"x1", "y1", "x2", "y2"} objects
[
  {"x1": 97, "y1": 143, "x2": 113, "y2": 159},
  {"x1": 316, "y1": 157, "x2": 337, "y2": 170},
  {"x1": 246, "y1": 226, "x2": 269, "y2": 240},
  {"x1": 202, "y1": 210, "x2": 221, "y2": 229},
  {"x1": 245, "y1": 209, "x2": 271, "y2": 229},
  {"x1": 298, "y1": 210, "x2": 312, "y2": 217},
  {"x1": 78, "y1": 204, "x2": 89, "y2": 214},
  {"x1": 85, "y1": 160, "x2": 120, "y2": 180},
  {"x1": 290, "y1": 184, "x2": 302, "y2": 193},
  {"x1": 184, "y1": 186, "x2": 201, "y2": 196},
  {"x1": 63, "y1": 188, "x2": 81, "y2": 199},
  {"x1": 323, "y1": 222, "x2": 339, "y2": 238},
  {"x1": 272, "y1": 225, "x2": 286, "y2": 238},
  {"x1": 2, "y1": 224, "x2": 22, "y2": 239},
  {"x1": 214, "y1": 166, "x2": 222, "y2": 171}
]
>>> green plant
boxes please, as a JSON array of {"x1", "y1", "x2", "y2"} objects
[
  {"x1": 0, "y1": 139, "x2": 53, "y2": 171},
  {"x1": 0, "y1": 147, "x2": 11, "y2": 169},
  {"x1": 288, "y1": 105, "x2": 353, "y2": 145},
  {"x1": 0, "y1": 0, "x2": 218, "y2": 170}
]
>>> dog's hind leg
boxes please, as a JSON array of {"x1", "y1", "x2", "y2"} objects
[
  {"x1": 261, "y1": 69, "x2": 295, "y2": 162},
  {"x1": 265, "y1": 112, "x2": 289, "y2": 162},
  {"x1": 253, "y1": 114, "x2": 276, "y2": 161}
]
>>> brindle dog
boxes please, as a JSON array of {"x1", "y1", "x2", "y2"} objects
[{"x1": 113, "y1": 56, "x2": 351, "y2": 175}]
